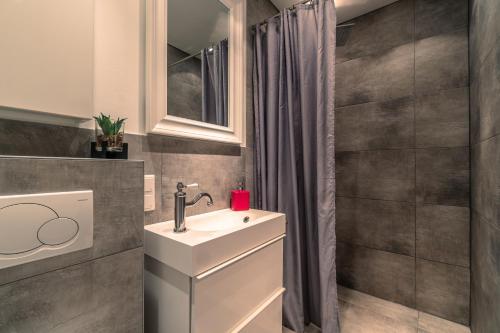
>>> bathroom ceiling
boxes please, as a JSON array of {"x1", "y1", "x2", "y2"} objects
[{"x1": 270, "y1": 0, "x2": 399, "y2": 23}]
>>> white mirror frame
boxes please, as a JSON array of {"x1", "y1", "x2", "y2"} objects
[{"x1": 145, "y1": 0, "x2": 246, "y2": 146}]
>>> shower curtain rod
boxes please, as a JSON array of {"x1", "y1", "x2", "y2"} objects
[
  {"x1": 168, "y1": 51, "x2": 201, "y2": 68},
  {"x1": 252, "y1": 0, "x2": 355, "y2": 28},
  {"x1": 254, "y1": 0, "x2": 354, "y2": 29},
  {"x1": 168, "y1": 41, "x2": 223, "y2": 68}
]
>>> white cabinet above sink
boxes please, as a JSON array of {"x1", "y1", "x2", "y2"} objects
[{"x1": 144, "y1": 209, "x2": 286, "y2": 333}]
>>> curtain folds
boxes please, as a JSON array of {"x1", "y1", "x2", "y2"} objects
[
  {"x1": 201, "y1": 39, "x2": 228, "y2": 126},
  {"x1": 252, "y1": 1, "x2": 339, "y2": 332}
]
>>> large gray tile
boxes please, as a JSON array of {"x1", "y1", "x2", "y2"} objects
[
  {"x1": 0, "y1": 118, "x2": 91, "y2": 158},
  {"x1": 470, "y1": 0, "x2": 500, "y2": 73},
  {"x1": 0, "y1": 157, "x2": 144, "y2": 285},
  {"x1": 470, "y1": 42, "x2": 500, "y2": 144},
  {"x1": 415, "y1": 0, "x2": 468, "y2": 40},
  {"x1": 335, "y1": 97, "x2": 414, "y2": 151},
  {"x1": 416, "y1": 205, "x2": 470, "y2": 267},
  {"x1": 415, "y1": 29, "x2": 469, "y2": 96},
  {"x1": 416, "y1": 147, "x2": 469, "y2": 207},
  {"x1": 416, "y1": 259, "x2": 470, "y2": 325},
  {"x1": 471, "y1": 137, "x2": 500, "y2": 229},
  {"x1": 336, "y1": 43, "x2": 414, "y2": 107},
  {"x1": 0, "y1": 247, "x2": 143, "y2": 333},
  {"x1": 337, "y1": 242, "x2": 416, "y2": 307},
  {"x1": 336, "y1": 197, "x2": 415, "y2": 256},
  {"x1": 471, "y1": 213, "x2": 500, "y2": 333},
  {"x1": 336, "y1": 149, "x2": 415, "y2": 202},
  {"x1": 336, "y1": 0, "x2": 414, "y2": 63},
  {"x1": 161, "y1": 152, "x2": 245, "y2": 220},
  {"x1": 415, "y1": 88, "x2": 469, "y2": 148}
]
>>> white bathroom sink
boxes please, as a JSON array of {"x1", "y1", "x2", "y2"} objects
[{"x1": 144, "y1": 209, "x2": 286, "y2": 276}]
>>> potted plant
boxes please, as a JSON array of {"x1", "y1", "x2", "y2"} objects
[{"x1": 93, "y1": 113, "x2": 127, "y2": 152}]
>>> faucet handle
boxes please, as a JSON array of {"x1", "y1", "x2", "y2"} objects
[{"x1": 176, "y1": 182, "x2": 199, "y2": 192}]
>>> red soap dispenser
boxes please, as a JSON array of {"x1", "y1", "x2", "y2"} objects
[{"x1": 231, "y1": 182, "x2": 250, "y2": 211}]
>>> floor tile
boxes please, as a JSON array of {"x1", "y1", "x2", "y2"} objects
[
  {"x1": 418, "y1": 312, "x2": 470, "y2": 333},
  {"x1": 282, "y1": 286, "x2": 470, "y2": 333},
  {"x1": 339, "y1": 300, "x2": 418, "y2": 333}
]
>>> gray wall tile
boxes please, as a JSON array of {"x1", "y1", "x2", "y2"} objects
[
  {"x1": 0, "y1": 247, "x2": 143, "y2": 333},
  {"x1": 415, "y1": 0, "x2": 468, "y2": 40},
  {"x1": 415, "y1": 88, "x2": 469, "y2": 148},
  {"x1": 336, "y1": 197, "x2": 415, "y2": 256},
  {"x1": 336, "y1": 43, "x2": 414, "y2": 107},
  {"x1": 415, "y1": 29, "x2": 469, "y2": 96},
  {"x1": 336, "y1": 149, "x2": 415, "y2": 202},
  {"x1": 471, "y1": 137, "x2": 500, "y2": 229},
  {"x1": 337, "y1": 242, "x2": 416, "y2": 307},
  {"x1": 335, "y1": 97, "x2": 414, "y2": 151},
  {"x1": 470, "y1": 0, "x2": 500, "y2": 330},
  {"x1": 470, "y1": 0, "x2": 500, "y2": 73},
  {"x1": 160, "y1": 152, "x2": 245, "y2": 221},
  {"x1": 336, "y1": 0, "x2": 470, "y2": 322},
  {"x1": 0, "y1": 118, "x2": 91, "y2": 158},
  {"x1": 416, "y1": 147, "x2": 469, "y2": 207},
  {"x1": 336, "y1": 0, "x2": 414, "y2": 63},
  {"x1": 416, "y1": 259, "x2": 470, "y2": 325},
  {"x1": 470, "y1": 42, "x2": 500, "y2": 144},
  {"x1": 416, "y1": 205, "x2": 470, "y2": 267},
  {"x1": 471, "y1": 213, "x2": 500, "y2": 333},
  {"x1": 0, "y1": 157, "x2": 144, "y2": 285}
]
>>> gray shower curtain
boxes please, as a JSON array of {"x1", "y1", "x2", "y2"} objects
[
  {"x1": 201, "y1": 39, "x2": 228, "y2": 126},
  {"x1": 252, "y1": 0, "x2": 338, "y2": 332}
]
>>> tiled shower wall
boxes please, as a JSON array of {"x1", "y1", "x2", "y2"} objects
[
  {"x1": 335, "y1": 0, "x2": 470, "y2": 324},
  {"x1": 469, "y1": 0, "x2": 500, "y2": 332}
]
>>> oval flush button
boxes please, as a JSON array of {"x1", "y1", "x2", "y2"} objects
[{"x1": 37, "y1": 218, "x2": 79, "y2": 246}]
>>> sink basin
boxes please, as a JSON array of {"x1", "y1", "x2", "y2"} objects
[{"x1": 144, "y1": 209, "x2": 286, "y2": 276}]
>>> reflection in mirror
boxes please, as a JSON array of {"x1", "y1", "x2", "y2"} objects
[{"x1": 167, "y1": 0, "x2": 229, "y2": 127}]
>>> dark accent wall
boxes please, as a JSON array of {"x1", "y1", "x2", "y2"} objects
[
  {"x1": 0, "y1": 157, "x2": 144, "y2": 331},
  {"x1": 470, "y1": 0, "x2": 500, "y2": 332},
  {"x1": 335, "y1": 0, "x2": 470, "y2": 325}
]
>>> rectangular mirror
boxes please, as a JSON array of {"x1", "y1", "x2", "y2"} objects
[
  {"x1": 167, "y1": 0, "x2": 229, "y2": 127},
  {"x1": 146, "y1": 0, "x2": 246, "y2": 146}
]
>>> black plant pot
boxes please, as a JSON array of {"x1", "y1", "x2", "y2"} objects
[{"x1": 91, "y1": 142, "x2": 128, "y2": 160}]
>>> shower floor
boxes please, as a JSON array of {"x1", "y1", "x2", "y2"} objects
[{"x1": 283, "y1": 285, "x2": 470, "y2": 333}]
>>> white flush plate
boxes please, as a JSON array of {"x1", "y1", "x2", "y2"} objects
[{"x1": 0, "y1": 190, "x2": 93, "y2": 269}]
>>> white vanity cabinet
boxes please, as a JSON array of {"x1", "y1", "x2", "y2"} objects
[{"x1": 144, "y1": 209, "x2": 286, "y2": 333}]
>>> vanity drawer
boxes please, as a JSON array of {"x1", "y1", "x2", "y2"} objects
[
  {"x1": 191, "y1": 237, "x2": 284, "y2": 333},
  {"x1": 235, "y1": 288, "x2": 284, "y2": 333}
]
